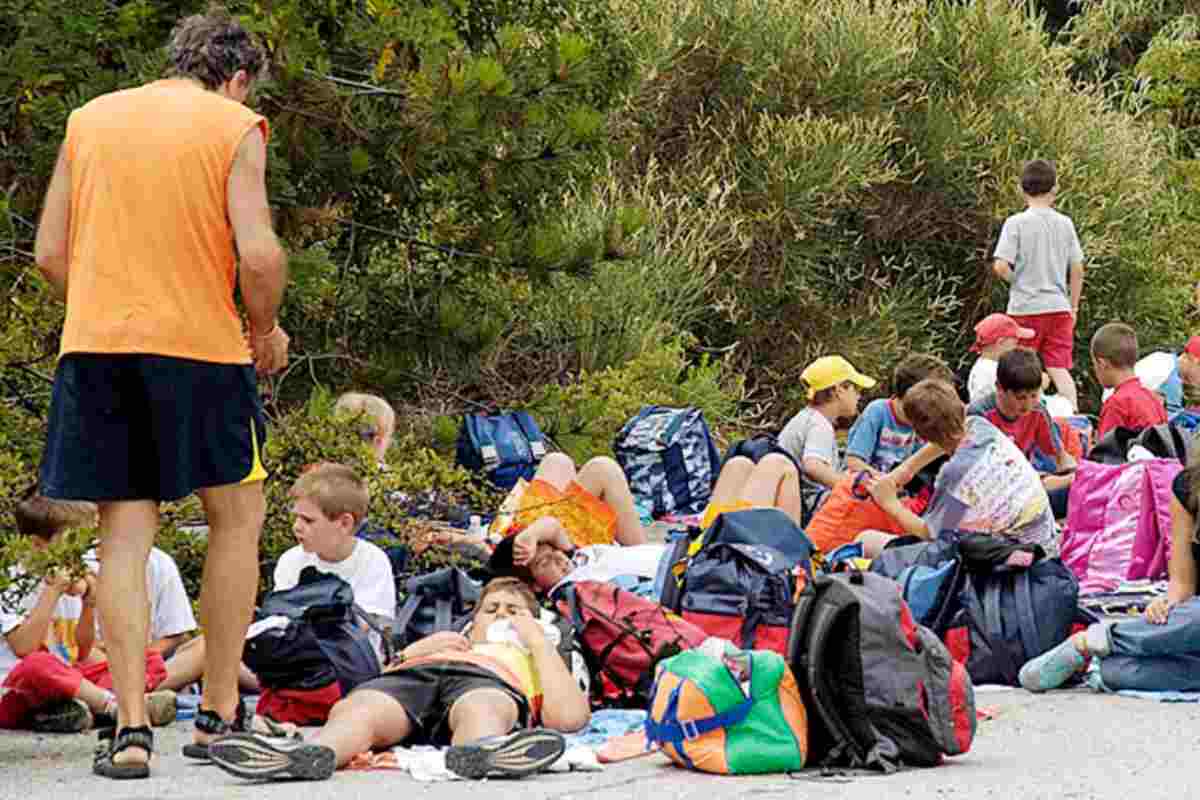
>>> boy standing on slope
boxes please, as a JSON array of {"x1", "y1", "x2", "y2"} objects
[{"x1": 992, "y1": 159, "x2": 1085, "y2": 413}]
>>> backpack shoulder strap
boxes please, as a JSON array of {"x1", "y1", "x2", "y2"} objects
[
  {"x1": 1013, "y1": 570, "x2": 1042, "y2": 662},
  {"x1": 511, "y1": 411, "x2": 547, "y2": 459},
  {"x1": 468, "y1": 415, "x2": 500, "y2": 469},
  {"x1": 981, "y1": 577, "x2": 1020, "y2": 683}
]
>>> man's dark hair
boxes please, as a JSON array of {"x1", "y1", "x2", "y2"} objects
[
  {"x1": 1091, "y1": 322, "x2": 1139, "y2": 369},
  {"x1": 167, "y1": 10, "x2": 266, "y2": 90},
  {"x1": 1021, "y1": 159, "x2": 1057, "y2": 196},
  {"x1": 893, "y1": 354, "x2": 954, "y2": 400},
  {"x1": 996, "y1": 348, "x2": 1044, "y2": 393},
  {"x1": 15, "y1": 495, "x2": 97, "y2": 541}
]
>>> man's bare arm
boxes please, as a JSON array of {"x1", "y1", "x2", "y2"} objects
[
  {"x1": 228, "y1": 126, "x2": 286, "y2": 333},
  {"x1": 34, "y1": 146, "x2": 72, "y2": 299}
]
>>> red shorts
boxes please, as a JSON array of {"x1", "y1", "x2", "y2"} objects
[{"x1": 1011, "y1": 311, "x2": 1075, "y2": 369}]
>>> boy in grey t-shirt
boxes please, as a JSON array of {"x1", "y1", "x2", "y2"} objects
[
  {"x1": 992, "y1": 159, "x2": 1085, "y2": 413},
  {"x1": 777, "y1": 356, "x2": 875, "y2": 520}
]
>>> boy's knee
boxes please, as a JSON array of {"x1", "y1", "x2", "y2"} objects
[
  {"x1": 582, "y1": 455, "x2": 620, "y2": 474},
  {"x1": 759, "y1": 452, "x2": 798, "y2": 479},
  {"x1": 540, "y1": 452, "x2": 576, "y2": 473},
  {"x1": 449, "y1": 689, "x2": 518, "y2": 729}
]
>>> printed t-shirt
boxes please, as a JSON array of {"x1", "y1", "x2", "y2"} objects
[{"x1": 923, "y1": 416, "x2": 1057, "y2": 555}]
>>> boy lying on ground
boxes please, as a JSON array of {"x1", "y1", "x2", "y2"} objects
[
  {"x1": 162, "y1": 463, "x2": 394, "y2": 752},
  {"x1": 855, "y1": 379, "x2": 1057, "y2": 559},
  {"x1": 1020, "y1": 459, "x2": 1200, "y2": 693},
  {"x1": 0, "y1": 495, "x2": 176, "y2": 733},
  {"x1": 206, "y1": 578, "x2": 589, "y2": 782},
  {"x1": 489, "y1": 453, "x2": 804, "y2": 596}
]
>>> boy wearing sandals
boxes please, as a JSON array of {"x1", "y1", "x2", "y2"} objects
[
  {"x1": 207, "y1": 578, "x2": 590, "y2": 781},
  {"x1": 0, "y1": 495, "x2": 176, "y2": 736}
]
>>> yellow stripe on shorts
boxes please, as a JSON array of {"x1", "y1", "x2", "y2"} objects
[{"x1": 240, "y1": 417, "x2": 269, "y2": 483}]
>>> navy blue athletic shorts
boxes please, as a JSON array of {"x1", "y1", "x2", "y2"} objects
[{"x1": 40, "y1": 353, "x2": 267, "y2": 503}]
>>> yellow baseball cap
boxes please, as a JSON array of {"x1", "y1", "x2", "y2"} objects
[{"x1": 802, "y1": 356, "x2": 876, "y2": 400}]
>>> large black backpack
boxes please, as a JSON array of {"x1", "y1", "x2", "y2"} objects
[
  {"x1": 786, "y1": 571, "x2": 976, "y2": 772},
  {"x1": 943, "y1": 556, "x2": 1084, "y2": 686},
  {"x1": 393, "y1": 567, "x2": 482, "y2": 648},
  {"x1": 242, "y1": 567, "x2": 390, "y2": 694}
]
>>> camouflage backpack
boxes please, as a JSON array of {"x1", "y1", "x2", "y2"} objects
[{"x1": 613, "y1": 405, "x2": 721, "y2": 517}]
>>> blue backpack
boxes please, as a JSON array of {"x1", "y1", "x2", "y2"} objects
[
  {"x1": 613, "y1": 405, "x2": 721, "y2": 517},
  {"x1": 456, "y1": 411, "x2": 548, "y2": 490}
]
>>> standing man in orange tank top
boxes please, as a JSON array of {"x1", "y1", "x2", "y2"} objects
[{"x1": 34, "y1": 11, "x2": 288, "y2": 779}]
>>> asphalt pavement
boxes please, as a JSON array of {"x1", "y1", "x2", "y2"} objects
[{"x1": 2, "y1": 686, "x2": 1197, "y2": 800}]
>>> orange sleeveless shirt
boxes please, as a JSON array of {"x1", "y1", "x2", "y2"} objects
[{"x1": 60, "y1": 79, "x2": 269, "y2": 364}]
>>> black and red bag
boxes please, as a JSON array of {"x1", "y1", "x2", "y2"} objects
[
  {"x1": 553, "y1": 581, "x2": 707, "y2": 708},
  {"x1": 787, "y1": 571, "x2": 976, "y2": 771}
]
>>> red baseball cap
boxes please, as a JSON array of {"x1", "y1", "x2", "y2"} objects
[
  {"x1": 1185, "y1": 335, "x2": 1200, "y2": 360},
  {"x1": 971, "y1": 313, "x2": 1035, "y2": 352}
]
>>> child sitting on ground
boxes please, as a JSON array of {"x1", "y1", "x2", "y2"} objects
[
  {"x1": 206, "y1": 578, "x2": 588, "y2": 782},
  {"x1": 967, "y1": 348, "x2": 1076, "y2": 518},
  {"x1": 967, "y1": 313, "x2": 1036, "y2": 404},
  {"x1": 1020, "y1": 455, "x2": 1200, "y2": 693},
  {"x1": 0, "y1": 495, "x2": 176, "y2": 733},
  {"x1": 1092, "y1": 322, "x2": 1168, "y2": 438},
  {"x1": 855, "y1": 379, "x2": 1056, "y2": 558},
  {"x1": 162, "y1": 464, "x2": 395, "y2": 742},
  {"x1": 844, "y1": 354, "x2": 955, "y2": 480},
  {"x1": 777, "y1": 355, "x2": 875, "y2": 521}
]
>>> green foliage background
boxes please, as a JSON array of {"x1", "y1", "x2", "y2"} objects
[{"x1": 2, "y1": 0, "x2": 1199, "y2": 599}]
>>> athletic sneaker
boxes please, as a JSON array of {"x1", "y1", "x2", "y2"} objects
[
  {"x1": 31, "y1": 698, "x2": 94, "y2": 733},
  {"x1": 208, "y1": 733, "x2": 336, "y2": 781},
  {"x1": 445, "y1": 729, "x2": 566, "y2": 780},
  {"x1": 1018, "y1": 637, "x2": 1086, "y2": 692}
]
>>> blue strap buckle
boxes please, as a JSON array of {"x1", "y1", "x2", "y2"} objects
[{"x1": 681, "y1": 719, "x2": 700, "y2": 740}]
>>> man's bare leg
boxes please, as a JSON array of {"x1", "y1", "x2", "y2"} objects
[
  {"x1": 95, "y1": 499, "x2": 158, "y2": 766},
  {"x1": 161, "y1": 636, "x2": 261, "y2": 693},
  {"x1": 192, "y1": 481, "x2": 264, "y2": 745},
  {"x1": 447, "y1": 689, "x2": 518, "y2": 744}
]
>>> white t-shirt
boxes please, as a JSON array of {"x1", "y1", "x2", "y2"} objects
[
  {"x1": 967, "y1": 358, "x2": 999, "y2": 405},
  {"x1": 272, "y1": 540, "x2": 396, "y2": 620},
  {"x1": 552, "y1": 544, "x2": 666, "y2": 594},
  {"x1": 84, "y1": 547, "x2": 197, "y2": 644},
  {"x1": 0, "y1": 580, "x2": 83, "y2": 686}
]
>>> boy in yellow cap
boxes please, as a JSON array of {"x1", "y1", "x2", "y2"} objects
[{"x1": 777, "y1": 356, "x2": 876, "y2": 521}]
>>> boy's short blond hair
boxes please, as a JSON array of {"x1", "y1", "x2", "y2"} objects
[
  {"x1": 901, "y1": 379, "x2": 965, "y2": 450},
  {"x1": 334, "y1": 392, "x2": 396, "y2": 438},
  {"x1": 290, "y1": 463, "x2": 369, "y2": 523},
  {"x1": 1090, "y1": 323, "x2": 1139, "y2": 369},
  {"x1": 15, "y1": 495, "x2": 98, "y2": 540}
]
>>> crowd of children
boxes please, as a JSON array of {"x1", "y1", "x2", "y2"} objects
[{"x1": 8, "y1": 136, "x2": 1200, "y2": 787}]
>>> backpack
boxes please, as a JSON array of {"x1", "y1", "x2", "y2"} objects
[
  {"x1": 869, "y1": 536, "x2": 965, "y2": 634},
  {"x1": 721, "y1": 433, "x2": 799, "y2": 472},
  {"x1": 644, "y1": 648, "x2": 808, "y2": 774},
  {"x1": 243, "y1": 568, "x2": 388, "y2": 695},
  {"x1": 456, "y1": 411, "x2": 548, "y2": 490},
  {"x1": 393, "y1": 567, "x2": 482, "y2": 648},
  {"x1": 1060, "y1": 459, "x2": 1181, "y2": 594},
  {"x1": 786, "y1": 571, "x2": 976, "y2": 772},
  {"x1": 553, "y1": 580, "x2": 708, "y2": 708},
  {"x1": 1089, "y1": 422, "x2": 1190, "y2": 466},
  {"x1": 942, "y1": 557, "x2": 1082, "y2": 687},
  {"x1": 613, "y1": 405, "x2": 721, "y2": 517}
]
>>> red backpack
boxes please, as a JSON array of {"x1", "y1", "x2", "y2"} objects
[{"x1": 554, "y1": 581, "x2": 708, "y2": 707}]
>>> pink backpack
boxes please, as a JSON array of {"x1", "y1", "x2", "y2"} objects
[{"x1": 1061, "y1": 459, "x2": 1181, "y2": 593}]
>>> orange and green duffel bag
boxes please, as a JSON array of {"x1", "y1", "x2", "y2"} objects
[{"x1": 644, "y1": 647, "x2": 808, "y2": 774}]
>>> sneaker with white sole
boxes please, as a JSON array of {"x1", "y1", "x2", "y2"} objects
[
  {"x1": 445, "y1": 728, "x2": 566, "y2": 780},
  {"x1": 208, "y1": 732, "x2": 336, "y2": 781},
  {"x1": 31, "y1": 698, "x2": 94, "y2": 733}
]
